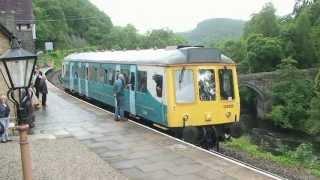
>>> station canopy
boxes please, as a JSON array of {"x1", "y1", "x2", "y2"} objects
[{"x1": 64, "y1": 47, "x2": 234, "y2": 66}]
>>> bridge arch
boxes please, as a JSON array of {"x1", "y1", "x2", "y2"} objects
[{"x1": 239, "y1": 82, "x2": 267, "y2": 119}]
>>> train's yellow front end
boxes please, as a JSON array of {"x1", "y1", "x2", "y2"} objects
[{"x1": 166, "y1": 64, "x2": 240, "y2": 128}]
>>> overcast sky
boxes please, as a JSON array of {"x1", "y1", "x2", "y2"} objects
[{"x1": 89, "y1": 0, "x2": 296, "y2": 33}]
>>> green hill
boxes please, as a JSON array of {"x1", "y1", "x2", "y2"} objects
[{"x1": 180, "y1": 18, "x2": 245, "y2": 45}]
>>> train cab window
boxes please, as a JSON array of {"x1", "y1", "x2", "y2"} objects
[
  {"x1": 137, "y1": 71, "x2": 147, "y2": 93},
  {"x1": 121, "y1": 69, "x2": 130, "y2": 88},
  {"x1": 153, "y1": 74, "x2": 163, "y2": 97},
  {"x1": 198, "y1": 69, "x2": 215, "y2": 101},
  {"x1": 130, "y1": 72, "x2": 135, "y2": 91},
  {"x1": 219, "y1": 69, "x2": 234, "y2": 100},
  {"x1": 175, "y1": 69, "x2": 195, "y2": 103}
]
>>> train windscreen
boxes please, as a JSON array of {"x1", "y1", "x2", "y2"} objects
[{"x1": 219, "y1": 69, "x2": 234, "y2": 100}]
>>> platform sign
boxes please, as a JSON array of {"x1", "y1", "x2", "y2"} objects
[{"x1": 45, "y1": 42, "x2": 54, "y2": 51}]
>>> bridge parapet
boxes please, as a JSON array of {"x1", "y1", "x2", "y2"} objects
[{"x1": 238, "y1": 68, "x2": 318, "y2": 119}]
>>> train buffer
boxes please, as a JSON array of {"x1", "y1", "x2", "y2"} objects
[{"x1": 32, "y1": 81, "x2": 282, "y2": 180}]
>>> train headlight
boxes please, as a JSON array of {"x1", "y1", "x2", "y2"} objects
[{"x1": 225, "y1": 112, "x2": 231, "y2": 118}]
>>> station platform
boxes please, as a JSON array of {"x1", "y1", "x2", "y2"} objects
[{"x1": 32, "y1": 81, "x2": 279, "y2": 180}]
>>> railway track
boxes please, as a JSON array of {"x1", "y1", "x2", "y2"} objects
[{"x1": 45, "y1": 68, "x2": 285, "y2": 180}]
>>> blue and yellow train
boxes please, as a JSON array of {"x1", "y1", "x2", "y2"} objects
[{"x1": 62, "y1": 46, "x2": 240, "y2": 147}]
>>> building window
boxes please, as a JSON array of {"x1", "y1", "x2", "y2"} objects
[
  {"x1": 175, "y1": 69, "x2": 195, "y2": 103},
  {"x1": 219, "y1": 69, "x2": 234, "y2": 100},
  {"x1": 16, "y1": 24, "x2": 31, "y2": 31},
  {"x1": 198, "y1": 69, "x2": 215, "y2": 101},
  {"x1": 153, "y1": 74, "x2": 163, "y2": 97},
  {"x1": 137, "y1": 71, "x2": 147, "y2": 93}
]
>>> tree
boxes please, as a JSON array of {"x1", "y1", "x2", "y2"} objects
[
  {"x1": 141, "y1": 29, "x2": 187, "y2": 49},
  {"x1": 306, "y1": 69, "x2": 320, "y2": 135},
  {"x1": 244, "y1": 3, "x2": 280, "y2": 38},
  {"x1": 291, "y1": 11, "x2": 317, "y2": 67},
  {"x1": 269, "y1": 57, "x2": 314, "y2": 132},
  {"x1": 245, "y1": 34, "x2": 283, "y2": 72}
]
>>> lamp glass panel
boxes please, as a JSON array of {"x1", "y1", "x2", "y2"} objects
[
  {"x1": 6, "y1": 59, "x2": 35, "y2": 88},
  {"x1": 0, "y1": 61, "x2": 11, "y2": 88}
]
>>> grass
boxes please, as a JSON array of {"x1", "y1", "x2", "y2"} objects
[{"x1": 224, "y1": 136, "x2": 320, "y2": 177}]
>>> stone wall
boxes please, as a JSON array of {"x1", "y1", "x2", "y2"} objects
[{"x1": 0, "y1": 31, "x2": 10, "y2": 54}]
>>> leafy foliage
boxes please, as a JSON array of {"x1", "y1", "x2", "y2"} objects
[
  {"x1": 269, "y1": 57, "x2": 314, "y2": 132},
  {"x1": 243, "y1": 3, "x2": 280, "y2": 38},
  {"x1": 245, "y1": 34, "x2": 283, "y2": 72},
  {"x1": 225, "y1": 137, "x2": 320, "y2": 177}
]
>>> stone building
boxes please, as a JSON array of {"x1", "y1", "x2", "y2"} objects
[
  {"x1": 0, "y1": 0, "x2": 36, "y2": 53},
  {"x1": 0, "y1": 0, "x2": 36, "y2": 117}
]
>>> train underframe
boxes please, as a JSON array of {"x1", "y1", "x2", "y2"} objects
[{"x1": 172, "y1": 123, "x2": 242, "y2": 151}]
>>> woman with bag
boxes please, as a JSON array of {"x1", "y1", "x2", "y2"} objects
[{"x1": 0, "y1": 95, "x2": 11, "y2": 143}]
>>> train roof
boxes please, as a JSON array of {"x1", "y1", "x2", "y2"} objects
[{"x1": 64, "y1": 47, "x2": 235, "y2": 65}]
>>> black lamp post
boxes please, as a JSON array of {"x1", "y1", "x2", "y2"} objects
[{"x1": 0, "y1": 39, "x2": 37, "y2": 180}]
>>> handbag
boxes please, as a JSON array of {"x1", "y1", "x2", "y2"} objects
[{"x1": 0, "y1": 121, "x2": 4, "y2": 136}]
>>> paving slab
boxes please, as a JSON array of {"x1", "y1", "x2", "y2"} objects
[
  {"x1": 0, "y1": 136, "x2": 127, "y2": 180},
  {"x1": 29, "y1": 81, "x2": 279, "y2": 180}
]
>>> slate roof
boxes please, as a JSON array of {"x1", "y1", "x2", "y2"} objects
[
  {"x1": 0, "y1": 23, "x2": 13, "y2": 40},
  {"x1": 0, "y1": 0, "x2": 34, "y2": 24}
]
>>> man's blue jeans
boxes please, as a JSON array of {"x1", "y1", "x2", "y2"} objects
[
  {"x1": 0, "y1": 118, "x2": 9, "y2": 141},
  {"x1": 115, "y1": 96, "x2": 124, "y2": 120}
]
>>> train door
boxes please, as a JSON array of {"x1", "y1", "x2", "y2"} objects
[
  {"x1": 129, "y1": 65, "x2": 137, "y2": 115},
  {"x1": 69, "y1": 62, "x2": 74, "y2": 90},
  {"x1": 85, "y1": 63, "x2": 89, "y2": 97},
  {"x1": 78, "y1": 63, "x2": 81, "y2": 94}
]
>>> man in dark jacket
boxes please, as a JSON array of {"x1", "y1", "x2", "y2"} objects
[
  {"x1": 113, "y1": 74, "x2": 125, "y2": 121},
  {"x1": 34, "y1": 71, "x2": 42, "y2": 98},
  {"x1": 39, "y1": 75, "x2": 48, "y2": 107}
]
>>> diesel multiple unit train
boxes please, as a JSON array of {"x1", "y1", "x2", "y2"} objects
[{"x1": 62, "y1": 46, "x2": 241, "y2": 148}]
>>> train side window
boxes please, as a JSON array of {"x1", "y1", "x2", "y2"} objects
[
  {"x1": 219, "y1": 69, "x2": 234, "y2": 100},
  {"x1": 153, "y1": 74, "x2": 163, "y2": 97},
  {"x1": 86, "y1": 67, "x2": 89, "y2": 80},
  {"x1": 198, "y1": 69, "x2": 215, "y2": 101},
  {"x1": 137, "y1": 71, "x2": 147, "y2": 93},
  {"x1": 130, "y1": 72, "x2": 135, "y2": 91},
  {"x1": 80, "y1": 66, "x2": 85, "y2": 79},
  {"x1": 121, "y1": 69, "x2": 130, "y2": 88},
  {"x1": 103, "y1": 69, "x2": 108, "y2": 84},
  {"x1": 98, "y1": 67, "x2": 104, "y2": 82},
  {"x1": 175, "y1": 69, "x2": 195, "y2": 103},
  {"x1": 109, "y1": 69, "x2": 116, "y2": 85}
]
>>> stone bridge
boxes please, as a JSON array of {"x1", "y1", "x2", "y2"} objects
[{"x1": 239, "y1": 68, "x2": 318, "y2": 119}]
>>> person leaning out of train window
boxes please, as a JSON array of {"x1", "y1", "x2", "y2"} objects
[
  {"x1": 0, "y1": 95, "x2": 11, "y2": 143},
  {"x1": 113, "y1": 74, "x2": 126, "y2": 121}
]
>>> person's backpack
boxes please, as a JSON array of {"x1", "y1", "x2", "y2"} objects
[{"x1": 0, "y1": 121, "x2": 4, "y2": 136}]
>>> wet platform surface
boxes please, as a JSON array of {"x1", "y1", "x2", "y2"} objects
[{"x1": 33, "y1": 82, "x2": 277, "y2": 180}]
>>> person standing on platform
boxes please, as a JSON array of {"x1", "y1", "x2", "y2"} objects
[
  {"x1": 113, "y1": 74, "x2": 126, "y2": 121},
  {"x1": 39, "y1": 75, "x2": 48, "y2": 107},
  {"x1": 0, "y1": 95, "x2": 10, "y2": 143},
  {"x1": 34, "y1": 71, "x2": 42, "y2": 99}
]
